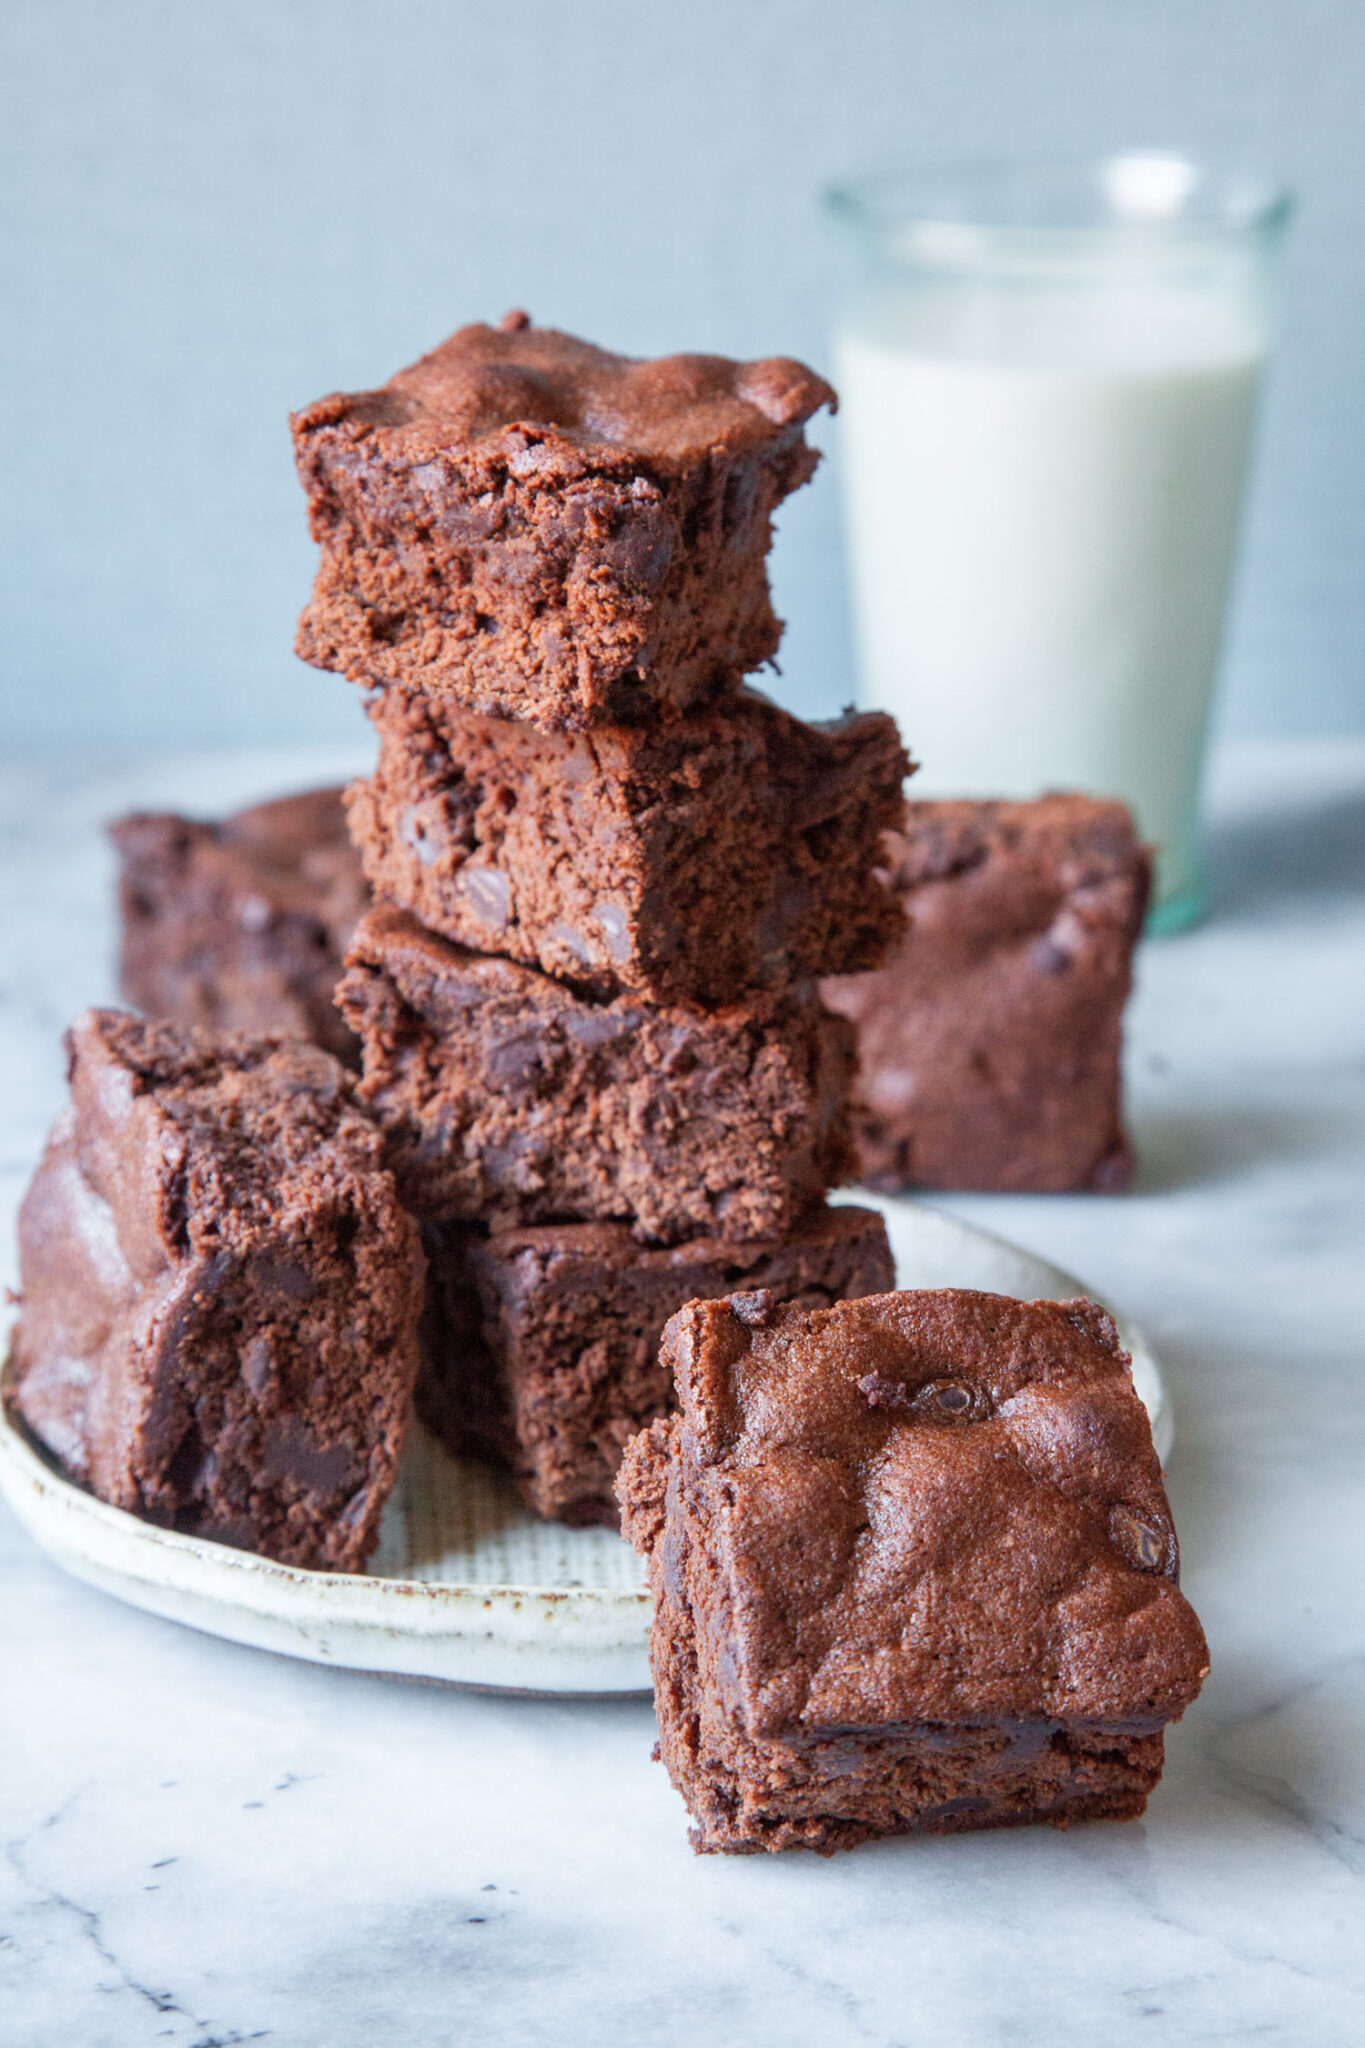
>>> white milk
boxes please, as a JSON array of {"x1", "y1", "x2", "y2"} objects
[{"x1": 836, "y1": 289, "x2": 1265, "y2": 908}]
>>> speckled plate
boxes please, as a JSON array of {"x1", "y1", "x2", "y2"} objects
[{"x1": 0, "y1": 1196, "x2": 1170, "y2": 1694}]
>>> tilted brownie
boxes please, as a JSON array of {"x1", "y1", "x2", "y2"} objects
[
  {"x1": 347, "y1": 686, "x2": 908, "y2": 1007},
  {"x1": 419, "y1": 1204, "x2": 894, "y2": 1527},
  {"x1": 336, "y1": 905, "x2": 855, "y2": 1244},
  {"x1": 292, "y1": 313, "x2": 836, "y2": 733},
  {"x1": 821, "y1": 796, "x2": 1150, "y2": 1193},
  {"x1": 618, "y1": 1288, "x2": 1208, "y2": 1854},
  {"x1": 112, "y1": 788, "x2": 368, "y2": 1064},
  {"x1": 7, "y1": 1010, "x2": 424, "y2": 1572}
]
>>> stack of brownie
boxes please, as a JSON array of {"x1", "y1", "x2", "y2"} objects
[
  {"x1": 7, "y1": 311, "x2": 1207, "y2": 1857},
  {"x1": 288, "y1": 315, "x2": 909, "y2": 1525}
]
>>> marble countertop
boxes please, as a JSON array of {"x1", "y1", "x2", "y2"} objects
[{"x1": 2, "y1": 737, "x2": 1363, "y2": 2047}]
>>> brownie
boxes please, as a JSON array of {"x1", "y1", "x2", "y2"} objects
[
  {"x1": 618, "y1": 1288, "x2": 1208, "y2": 1855},
  {"x1": 347, "y1": 686, "x2": 908, "y2": 1007},
  {"x1": 336, "y1": 905, "x2": 855, "y2": 1244},
  {"x1": 7, "y1": 1009, "x2": 425, "y2": 1572},
  {"x1": 418, "y1": 1204, "x2": 894, "y2": 1527},
  {"x1": 112, "y1": 788, "x2": 368, "y2": 1064},
  {"x1": 821, "y1": 797, "x2": 1150, "y2": 1193},
  {"x1": 292, "y1": 313, "x2": 836, "y2": 733}
]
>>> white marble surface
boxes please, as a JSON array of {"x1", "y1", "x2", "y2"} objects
[{"x1": 1, "y1": 737, "x2": 1363, "y2": 2047}]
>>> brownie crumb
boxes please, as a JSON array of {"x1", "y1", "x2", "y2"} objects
[
  {"x1": 856, "y1": 1371, "x2": 909, "y2": 1409},
  {"x1": 727, "y1": 1289, "x2": 776, "y2": 1328}
]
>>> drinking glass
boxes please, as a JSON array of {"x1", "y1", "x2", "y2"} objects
[{"x1": 825, "y1": 153, "x2": 1292, "y2": 930}]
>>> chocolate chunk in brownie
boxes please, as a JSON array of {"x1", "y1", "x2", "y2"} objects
[
  {"x1": 618, "y1": 1288, "x2": 1208, "y2": 1854},
  {"x1": 419, "y1": 1204, "x2": 894, "y2": 1527},
  {"x1": 292, "y1": 315, "x2": 835, "y2": 732},
  {"x1": 821, "y1": 796, "x2": 1150, "y2": 1193},
  {"x1": 7, "y1": 1010, "x2": 424, "y2": 1572},
  {"x1": 347, "y1": 686, "x2": 908, "y2": 1007},
  {"x1": 112, "y1": 788, "x2": 368, "y2": 1064},
  {"x1": 336, "y1": 905, "x2": 855, "y2": 1244}
]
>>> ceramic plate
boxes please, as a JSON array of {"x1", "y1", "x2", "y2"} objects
[{"x1": 0, "y1": 1195, "x2": 1170, "y2": 1695}]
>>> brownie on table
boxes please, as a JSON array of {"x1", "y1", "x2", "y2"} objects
[
  {"x1": 419, "y1": 1203, "x2": 894, "y2": 1527},
  {"x1": 347, "y1": 686, "x2": 908, "y2": 1007},
  {"x1": 292, "y1": 313, "x2": 836, "y2": 733},
  {"x1": 7, "y1": 1010, "x2": 424, "y2": 1573},
  {"x1": 111, "y1": 788, "x2": 368, "y2": 1064},
  {"x1": 618, "y1": 1287, "x2": 1208, "y2": 1855},
  {"x1": 338, "y1": 905, "x2": 854, "y2": 1244},
  {"x1": 821, "y1": 796, "x2": 1150, "y2": 1194}
]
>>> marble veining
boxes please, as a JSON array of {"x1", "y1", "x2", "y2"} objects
[{"x1": 2, "y1": 737, "x2": 1364, "y2": 2046}]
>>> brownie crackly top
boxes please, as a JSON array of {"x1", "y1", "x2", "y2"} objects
[
  {"x1": 294, "y1": 314, "x2": 836, "y2": 472},
  {"x1": 291, "y1": 315, "x2": 838, "y2": 730},
  {"x1": 630, "y1": 1288, "x2": 1208, "y2": 1736},
  {"x1": 822, "y1": 795, "x2": 1149, "y2": 1195}
]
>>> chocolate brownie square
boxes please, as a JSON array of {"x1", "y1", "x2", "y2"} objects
[
  {"x1": 618, "y1": 1288, "x2": 1208, "y2": 1854},
  {"x1": 292, "y1": 314, "x2": 835, "y2": 732},
  {"x1": 337, "y1": 906, "x2": 855, "y2": 1244},
  {"x1": 112, "y1": 787, "x2": 368, "y2": 1064},
  {"x1": 7, "y1": 1010, "x2": 424, "y2": 1572},
  {"x1": 419, "y1": 1203, "x2": 894, "y2": 1527},
  {"x1": 821, "y1": 796, "x2": 1150, "y2": 1193},
  {"x1": 346, "y1": 686, "x2": 908, "y2": 1007}
]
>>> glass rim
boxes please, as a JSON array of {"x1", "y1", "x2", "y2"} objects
[{"x1": 824, "y1": 151, "x2": 1294, "y2": 254}]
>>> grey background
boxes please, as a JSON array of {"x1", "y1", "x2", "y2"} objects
[{"x1": 2, "y1": 0, "x2": 1362, "y2": 753}]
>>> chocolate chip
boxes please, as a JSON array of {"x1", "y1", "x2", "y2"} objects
[
  {"x1": 1030, "y1": 936, "x2": 1071, "y2": 975},
  {"x1": 484, "y1": 1030, "x2": 547, "y2": 1090},
  {"x1": 461, "y1": 865, "x2": 511, "y2": 929},
  {"x1": 932, "y1": 1382, "x2": 973, "y2": 1413},
  {"x1": 857, "y1": 1372, "x2": 909, "y2": 1409},
  {"x1": 1111, "y1": 1505, "x2": 1168, "y2": 1572},
  {"x1": 398, "y1": 803, "x2": 440, "y2": 869},
  {"x1": 549, "y1": 920, "x2": 596, "y2": 966},
  {"x1": 260, "y1": 1420, "x2": 360, "y2": 1498},
  {"x1": 248, "y1": 1256, "x2": 316, "y2": 1302},
  {"x1": 240, "y1": 1336, "x2": 274, "y2": 1397},
  {"x1": 913, "y1": 1377, "x2": 986, "y2": 1423},
  {"x1": 593, "y1": 898, "x2": 633, "y2": 962},
  {"x1": 237, "y1": 893, "x2": 273, "y2": 934},
  {"x1": 728, "y1": 1289, "x2": 774, "y2": 1328},
  {"x1": 498, "y1": 308, "x2": 531, "y2": 332}
]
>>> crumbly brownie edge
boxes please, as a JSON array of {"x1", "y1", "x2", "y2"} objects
[
  {"x1": 10, "y1": 1011, "x2": 424, "y2": 1572},
  {"x1": 337, "y1": 908, "x2": 856, "y2": 1243},
  {"x1": 346, "y1": 689, "x2": 908, "y2": 1005}
]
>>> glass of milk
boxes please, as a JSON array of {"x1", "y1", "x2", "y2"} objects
[{"x1": 825, "y1": 153, "x2": 1292, "y2": 930}]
